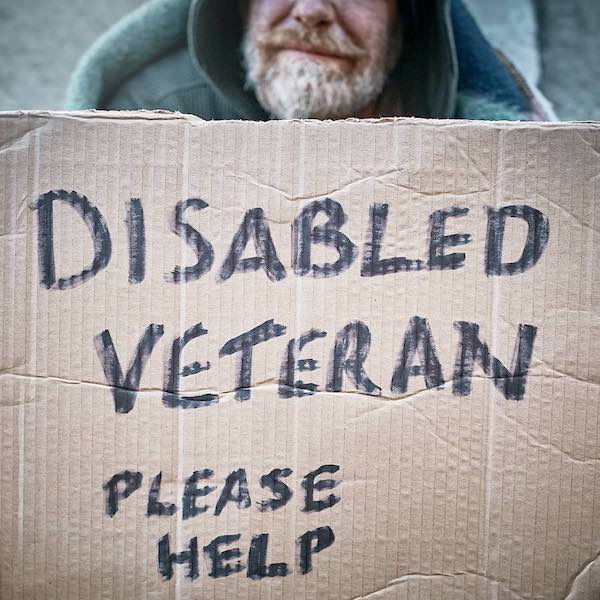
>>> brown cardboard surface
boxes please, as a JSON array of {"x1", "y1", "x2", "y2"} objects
[{"x1": 0, "y1": 111, "x2": 599, "y2": 600}]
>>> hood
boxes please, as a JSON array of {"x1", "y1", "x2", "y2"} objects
[
  {"x1": 65, "y1": 0, "x2": 191, "y2": 112},
  {"x1": 188, "y1": 0, "x2": 458, "y2": 119},
  {"x1": 66, "y1": 0, "x2": 550, "y2": 120}
]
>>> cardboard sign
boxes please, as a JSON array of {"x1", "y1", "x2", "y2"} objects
[{"x1": 1, "y1": 111, "x2": 599, "y2": 600}]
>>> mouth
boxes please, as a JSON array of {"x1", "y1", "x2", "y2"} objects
[{"x1": 275, "y1": 43, "x2": 354, "y2": 64}]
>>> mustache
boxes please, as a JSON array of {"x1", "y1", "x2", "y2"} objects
[{"x1": 255, "y1": 24, "x2": 367, "y2": 60}]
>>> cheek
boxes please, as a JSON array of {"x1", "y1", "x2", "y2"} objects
[
  {"x1": 340, "y1": 2, "x2": 396, "y2": 53},
  {"x1": 250, "y1": 0, "x2": 294, "y2": 30}
]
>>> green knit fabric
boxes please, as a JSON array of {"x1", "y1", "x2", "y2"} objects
[{"x1": 65, "y1": 0, "x2": 190, "y2": 110}]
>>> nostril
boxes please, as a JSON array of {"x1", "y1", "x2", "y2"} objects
[
  {"x1": 294, "y1": 14, "x2": 328, "y2": 27},
  {"x1": 291, "y1": 0, "x2": 335, "y2": 28}
]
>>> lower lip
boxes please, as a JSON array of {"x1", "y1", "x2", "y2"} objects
[{"x1": 279, "y1": 48, "x2": 346, "y2": 63}]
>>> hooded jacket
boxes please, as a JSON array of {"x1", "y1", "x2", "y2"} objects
[{"x1": 66, "y1": 0, "x2": 550, "y2": 121}]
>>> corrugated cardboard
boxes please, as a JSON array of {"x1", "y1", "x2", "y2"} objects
[{"x1": 1, "y1": 111, "x2": 599, "y2": 600}]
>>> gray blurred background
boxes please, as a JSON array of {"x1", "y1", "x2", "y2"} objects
[{"x1": 0, "y1": 0, "x2": 598, "y2": 120}]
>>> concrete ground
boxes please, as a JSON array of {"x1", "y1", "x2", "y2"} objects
[
  {"x1": 536, "y1": 0, "x2": 600, "y2": 121},
  {"x1": 0, "y1": 0, "x2": 142, "y2": 111},
  {"x1": 0, "y1": 0, "x2": 598, "y2": 120}
]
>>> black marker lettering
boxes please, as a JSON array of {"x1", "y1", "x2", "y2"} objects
[
  {"x1": 163, "y1": 322, "x2": 217, "y2": 409},
  {"x1": 220, "y1": 320, "x2": 286, "y2": 401},
  {"x1": 279, "y1": 329, "x2": 327, "y2": 398},
  {"x1": 146, "y1": 472, "x2": 177, "y2": 517},
  {"x1": 204, "y1": 534, "x2": 244, "y2": 578},
  {"x1": 302, "y1": 464, "x2": 340, "y2": 512},
  {"x1": 485, "y1": 205, "x2": 550, "y2": 276},
  {"x1": 247, "y1": 534, "x2": 288, "y2": 580},
  {"x1": 214, "y1": 469, "x2": 252, "y2": 516},
  {"x1": 182, "y1": 469, "x2": 216, "y2": 520},
  {"x1": 297, "y1": 526, "x2": 335, "y2": 575},
  {"x1": 168, "y1": 198, "x2": 214, "y2": 283},
  {"x1": 158, "y1": 534, "x2": 199, "y2": 580},
  {"x1": 327, "y1": 321, "x2": 381, "y2": 396},
  {"x1": 391, "y1": 316, "x2": 445, "y2": 393},
  {"x1": 95, "y1": 324, "x2": 164, "y2": 414},
  {"x1": 453, "y1": 321, "x2": 537, "y2": 400},
  {"x1": 258, "y1": 468, "x2": 293, "y2": 512},
  {"x1": 126, "y1": 198, "x2": 145, "y2": 284},
  {"x1": 219, "y1": 208, "x2": 286, "y2": 282},
  {"x1": 428, "y1": 206, "x2": 471, "y2": 270},
  {"x1": 34, "y1": 189, "x2": 111, "y2": 289},
  {"x1": 102, "y1": 470, "x2": 142, "y2": 517},
  {"x1": 292, "y1": 198, "x2": 357, "y2": 278},
  {"x1": 362, "y1": 203, "x2": 424, "y2": 276}
]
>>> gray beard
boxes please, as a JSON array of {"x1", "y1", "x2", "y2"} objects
[{"x1": 242, "y1": 36, "x2": 392, "y2": 120}]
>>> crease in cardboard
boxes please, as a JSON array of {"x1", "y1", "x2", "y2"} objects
[
  {"x1": 564, "y1": 549, "x2": 600, "y2": 600},
  {"x1": 227, "y1": 167, "x2": 491, "y2": 205},
  {"x1": 174, "y1": 112, "x2": 192, "y2": 600},
  {"x1": 352, "y1": 571, "x2": 536, "y2": 600},
  {"x1": 400, "y1": 400, "x2": 483, "y2": 462},
  {"x1": 6, "y1": 382, "x2": 596, "y2": 463},
  {"x1": 0, "y1": 119, "x2": 49, "y2": 156},
  {"x1": 453, "y1": 140, "x2": 495, "y2": 182},
  {"x1": 532, "y1": 362, "x2": 600, "y2": 387},
  {"x1": 1, "y1": 370, "x2": 587, "y2": 401},
  {"x1": 482, "y1": 125, "x2": 505, "y2": 581},
  {"x1": 229, "y1": 168, "x2": 401, "y2": 203},
  {"x1": 290, "y1": 120, "x2": 307, "y2": 581},
  {"x1": 0, "y1": 232, "x2": 26, "y2": 241},
  {"x1": 16, "y1": 111, "x2": 43, "y2": 595},
  {"x1": 496, "y1": 410, "x2": 600, "y2": 465},
  {"x1": 575, "y1": 131, "x2": 600, "y2": 160},
  {"x1": 534, "y1": 194, "x2": 600, "y2": 237}
]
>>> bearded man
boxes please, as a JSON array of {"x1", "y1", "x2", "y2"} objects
[
  {"x1": 242, "y1": 0, "x2": 404, "y2": 119},
  {"x1": 66, "y1": 0, "x2": 551, "y2": 121}
]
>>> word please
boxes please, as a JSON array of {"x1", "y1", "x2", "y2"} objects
[
  {"x1": 33, "y1": 190, "x2": 550, "y2": 289},
  {"x1": 97, "y1": 316, "x2": 537, "y2": 414},
  {"x1": 104, "y1": 464, "x2": 340, "y2": 519}
]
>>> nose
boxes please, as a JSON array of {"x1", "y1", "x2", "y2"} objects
[{"x1": 291, "y1": 0, "x2": 335, "y2": 28}]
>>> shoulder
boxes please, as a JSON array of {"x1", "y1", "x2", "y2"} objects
[
  {"x1": 106, "y1": 46, "x2": 241, "y2": 119},
  {"x1": 455, "y1": 93, "x2": 528, "y2": 121}
]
